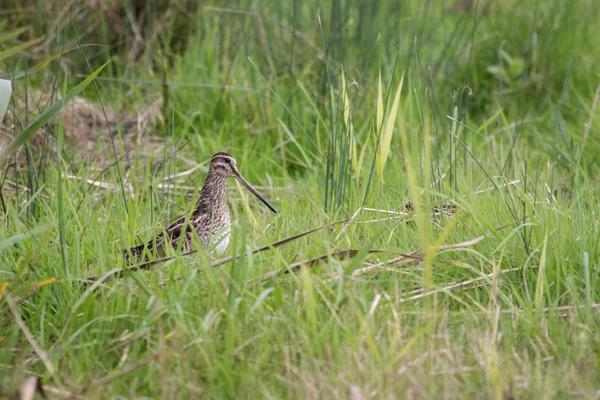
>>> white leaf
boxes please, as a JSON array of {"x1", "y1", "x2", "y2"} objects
[{"x1": 0, "y1": 78, "x2": 12, "y2": 126}]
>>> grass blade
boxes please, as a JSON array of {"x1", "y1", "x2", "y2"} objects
[
  {"x1": 261, "y1": 249, "x2": 390, "y2": 281},
  {"x1": 0, "y1": 61, "x2": 110, "y2": 163},
  {"x1": 0, "y1": 38, "x2": 42, "y2": 64},
  {"x1": 376, "y1": 72, "x2": 405, "y2": 182},
  {"x1": 535, "y1": 232, "x2": 549, "y2": 311},
  {"x1": 0, "y1": 222, "x2": 52, "y2": 252},
  {"x1": 377, "y1": 67, "x2": 384, "y2": 132},
  {"x1": 86, "y1": 218, "x2": 352, "y2": 282},
  {"x1": 0, "y1": 27, "x2": 30, "y2": 43}
]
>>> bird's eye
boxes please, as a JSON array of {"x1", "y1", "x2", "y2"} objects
[{"x1": 224, "y1": 158, "x2": 231, "y2": 163}]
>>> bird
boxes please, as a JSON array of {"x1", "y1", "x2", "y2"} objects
[
  {"x1": 123, "y1": 152, "x2": 277, "y2": 264},
  {"x1": 404, "y1": 200, "x2": 457, "y2": 218}
]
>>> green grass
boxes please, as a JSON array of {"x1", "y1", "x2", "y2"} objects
[{"x1": 1, "y1": 0, "x2": 600, "y2": 398}]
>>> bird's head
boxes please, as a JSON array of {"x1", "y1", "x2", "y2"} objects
[
  {"x1": 210, "y1": 152, "x2": 239, "y2": 177},
  {"x1": 209, "y1": 152, "x2": 277, "y2": 213}
]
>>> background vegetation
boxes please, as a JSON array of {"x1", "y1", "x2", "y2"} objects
[{"x1": 1, "y1": 0, "x2": 599, "y2": 398}]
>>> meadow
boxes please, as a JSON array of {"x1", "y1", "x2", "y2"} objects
[{"x1": 1, "y1": 0, "x2": 599, "y2": 398}]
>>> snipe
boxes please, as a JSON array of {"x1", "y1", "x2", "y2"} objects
[{"x1": 124, "y1": 152, "x2": 276, "y2": 263}]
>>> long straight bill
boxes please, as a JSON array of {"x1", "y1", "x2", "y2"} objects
[{"x1": 234, "y1": 172, "x2": 277, "y2": 213}]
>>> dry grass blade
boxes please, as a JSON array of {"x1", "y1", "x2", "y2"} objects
[
  {"x1": 497, "y1": 303, "x2": 600, "y2": 316},
  {"x1": 335, "y1": 206, "x2": 414, "y2": 242},
  {"x1": 334, "y1": 207, "x2": 364, "y2": 242},
  {"x1": 5, "y1": 293, "x2": 62, "y2": 388},
  {"x1": 261, "y1": 249, "x2": 389, "y2": 282},
  {"x1": 474, "y1": 179, "x2": 520, "y2": 194},
  {"x1": 19, "y1": 376, "x2": 47, "y2": 400},
  {"x1": 350, "y1": 249, "x2": 425, "y2": 278},
  {"x1": 216, "y1": 218, "x2": 351, "y2": 269},
  {"x1": 352, "y1": 235, "x2": 486, "y2": 278},
  {"x1": 397, "y1": 266, "x2": 521, "y2": 304},
  {"x1": 577, "y1": 84, "x2": 600, "y2": 163},
  {"x1": 433, "y1": 235, "x2": 486, "y2": 250},
  {"x1": 341, "y1": 68, "x2": 359, "y2": 177},
  {"x1": 161, "y1": 163, "x2": 206, "y2": 181},
  {"x1": 86, "y1": 219, "x2": 352, "y2": 282},
  {"x1": 0, "y1": 292, "x2": 35, "y2": 316},
  {"x1": 64, "y1": 174, "x2": 120, "y2": 191},
  {"x1": 362, "y1": 207, "x2": 410, "y2": 216}
]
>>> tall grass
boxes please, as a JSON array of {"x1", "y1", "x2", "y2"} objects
[{"x1": 1, "y1": 0, "x2": 600, "y2": 398}]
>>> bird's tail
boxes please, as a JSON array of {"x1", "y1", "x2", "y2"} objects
[{"x1": 121, "y1": 242, "x2": 153, "y2": 265}]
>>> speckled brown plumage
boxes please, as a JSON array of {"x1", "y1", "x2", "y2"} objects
[
  {"x1": 405, "y1": 201, "x2": 458, "y2": 218},
  {"x1": 123, "y1": 152, "x2": 276, "y2": 264}
]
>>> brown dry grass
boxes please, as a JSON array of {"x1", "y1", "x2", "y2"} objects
[{"x1": 1, "y1": 89, "x2": 166, "y2": 167}]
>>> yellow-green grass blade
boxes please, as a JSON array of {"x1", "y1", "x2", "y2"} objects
[
  {"x1": 376, "y1": 72, "x2": 405, "y2": 182},
  {"x1": 0, "y1": 60, "x2": 110, "y2": 163}
]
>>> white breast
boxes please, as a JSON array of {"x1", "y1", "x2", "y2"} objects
[{"x1": 210, "y1": 225, "x2": 231, "y2": 256}]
